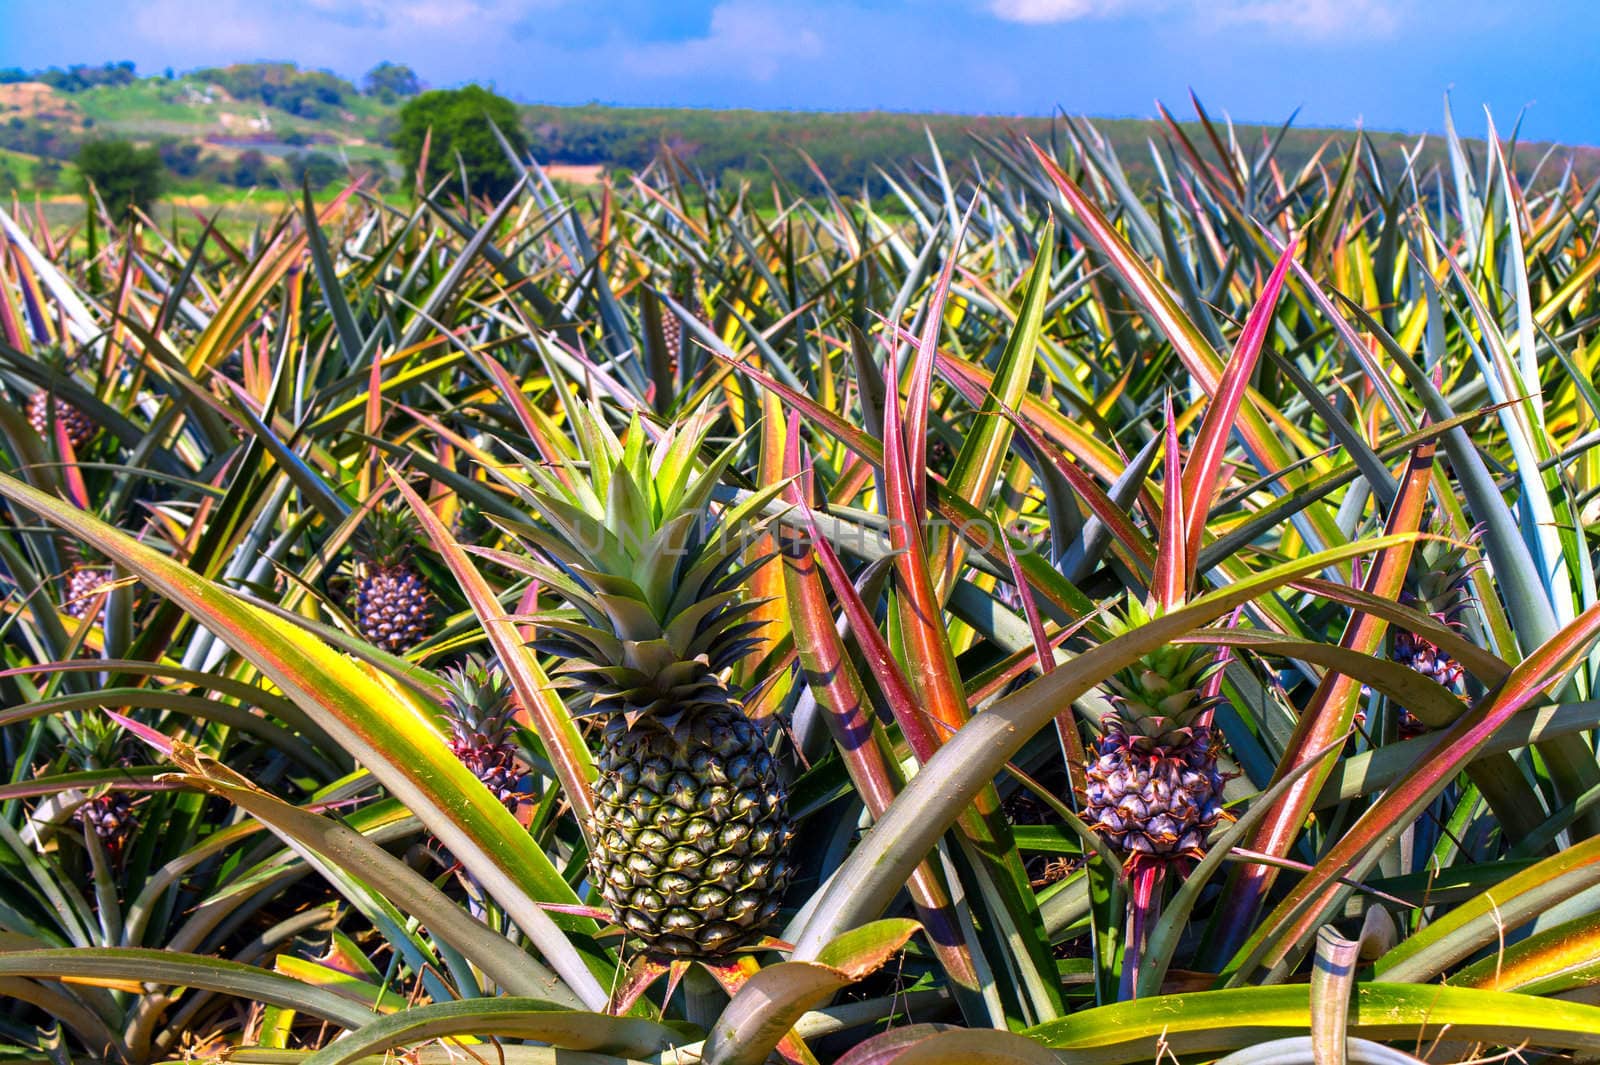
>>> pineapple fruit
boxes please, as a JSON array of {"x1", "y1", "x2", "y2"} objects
[
  {"x1": 63, "y1": 563, "x2": 112, "y2": 619},
  {"x1": 441, "y1": 657, "x2": 526, "y2": 812},
  {"x1": 77, "y1": 791, "x2": 137, "y2": 859},
  {"x1": 522, "y1": 405, "x2": 793, "y2": 959},
  {"x1": 1388, "y1": 534, "x2": 1476, "y2": 735},
  {"x1": 352, "y1": 505, "x2": 433, "y2": 654},
  {"x1": 29, "y1": 389, "x2": 96, "y2": 451},
  {"x1": 1084, "y1": 598, "x2": 1227, "y2": 864},
  {"x1": 26, "y1": 347, "x2": 95, "y2": 451}
]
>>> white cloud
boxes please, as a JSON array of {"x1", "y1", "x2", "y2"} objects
[
  {"x1": 986, "y1": 0, "x2": 1406, "y2": 38},
  {"x1": 623, "y1": 3, "x2": 824, "y2": 82},
  {"x1": 1209, "y1": 0, "x2": 1402, "y2": 36},
  {"x1": 988, "y1": 0, "x2": 1134, "y2": 23},
  {"x1": 129, "y1": 0, "x2": 559, "y2": 64}
]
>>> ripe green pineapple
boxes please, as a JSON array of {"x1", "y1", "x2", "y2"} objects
[
  {"x1": 353, "y1": 506, "x2": 433, "y2": 654},
  {"x1": 523, "y1": 405, "x2": 792, "y2": 959},
  {"x1": 1085, "y1": 598, "x2": 1227, "y2": 865},
  {"x1": 442, "y1": 657, "x2": 525, "y2": 811}
]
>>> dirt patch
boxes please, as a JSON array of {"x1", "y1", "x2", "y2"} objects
[
  {"x1": 0, "y1": 82, "x2": 86, "y2": 128},
  {"x1": 545, "y1": 163, "x2": 604, "y2": 186}
]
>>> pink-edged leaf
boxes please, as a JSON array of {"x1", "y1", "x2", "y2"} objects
[
  {"x1": 1152, "y1": 397, "x2": 1187, "y2": 610},
  {"x1": 104, "y1": 709, "x2": 174, "y2": 757},
  {"x1": 1027, "y1": 139, "x2": 1344, "y2": 559},
  {"x1": 480, "y1": 353, "x2": 576, "y2": 489},
  {"x1": 935, "y1": 349, "x2": 1125, "y2": 483},
  {"x1": 362, "y1": 335, "x2": 385, "y2": 495},
  {"x1": 1180, "y1": 239, "x2": 1298, "y2": 569},
  {"x1": 878, "y1": 337, "x2": 970, "y2": 740},
  {"x1": 1213, "y1": 439, "x2": 1433, "y2": 962},
  {"x1": 1001, "y1": 533, "x2": 1087, "y2": 801},
  {"x1": 55, "y1": 420, "x2": 90, "y2": 510},
  {"x1": 779, "y1": 420, "x2": 980, "y2": 996},
  {"x1": 904, "y1": 211, "x2": 970, "y2": 513},
  {"x1": 387, "y1": 471, "x2": 597, "y2": 827},
  {"x1": 940, "y1": 360, "x2": 1155, "y2": 571},
  {"x1": 1234, "y1": 600, "x2": 1600, "y2": 980}
]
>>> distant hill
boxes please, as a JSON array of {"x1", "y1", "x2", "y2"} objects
[{"x1": 3, "y1": 60, "x2": 1598, "y2": 208}]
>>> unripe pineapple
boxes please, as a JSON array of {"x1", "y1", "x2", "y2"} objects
[
  {"x1": 63, "y1": 564, "x2": 112, "y2": 619},
  {"x1": 441, "y1": 657, "x2": 525, "y2": 811},
  {"x1": 26, "y1": 347, "x2": 96, "y2": 451},
  {"x1": 1084, "y1": 599, "x2": 1227, "y2": 865},
  {"x1": 524, "y1": 404, "x2": 793, "y2": 959},
  {"x1": 1389, "y1": 535, "x2": 1477, "y2": 735},
  {"x1": 29, "y1": 390, "x2": 96, "y2": 451},
  {"x1": 352, "y1": 506, "x2": 433, "y2": 654},
  {"x1": 77, "y1": 791, "x2": 137, "y2": 859}
]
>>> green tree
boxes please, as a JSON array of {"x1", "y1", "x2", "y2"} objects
[
  {"x1": 393, "y1": 85, "x2": 525, "y2": 201},
  {"x1": 289, "y1": 151, "x2": 344, "y2": 191},
  {"x1": 363, "y1": 61, "x2": 421, "y2": 102},
  {"x1": 76, "y1": 139, "x2": 162, "y2": 219}
]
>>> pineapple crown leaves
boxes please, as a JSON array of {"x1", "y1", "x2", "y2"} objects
[
  {"x1": 1403, "y1": 529, "x2": 1484, "y2": 623},
  {"x1": 1099, "y1": 595, "x2": 1227, "y2": 741},
  {"x1": 439, "y1": 655, "x2": 517, "y2": 731},
  {"x1": 355, "y1": 503, "x2": 422, "y2": 567},
  {"x1": 505, "y1": 401, "x2": 785, "y2": 720}
]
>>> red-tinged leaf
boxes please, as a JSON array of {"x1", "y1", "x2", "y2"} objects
[
  {"x1": 1027, "y1": 140, "x2": 1344, "y2": 560},
  {"x1": 1001, "y1": 532, "x2": 1086, "y2": 801},
  {"x1": 388, "y1": 472, "x2": 596, "y2": 827},
  {"x1": 1210, "y1": 440, "x2": 1432, "y2": 963},
  {"x1": 104, "y1": 709, "x2": 174, "y2": 756},
  {"x1": 779, "y1": 420, "x2": 981, "y2": 1000},
  {"x1": 705, "y1": 920, "x2": 920, "y2": 1065},
  {"x1": 904, "y1": 212, "x2": 969, "y2": 513},
  {"x1": 940, "y1": 361, "x2": 1154, "y2": 572},
  {"x1": 935, "y1": 349, "x2": 1125, "y2": 483},
  {"x1": 742, "y1": 390, "x2": 791, "y2": 716},
  {"x1": 801, "y1": 503, "x2": 939, "y2": 764},
  {"x1": 481, "y1": 353, "x2": 576, "y2": 490},
  {"x1": 879, "y1": 340, "x2": 970, "y2": 739},
  {"x1": 1152, "y1": 399, "x2": 1187, "y2": 611},
  {"x1": 55, "y1": 419, "x2": 90, "y2": 510},
  {"x1": 1181, "y1": 239, "x2": 1298, "y2": 570},
  {"x1": 1232, "y1": 601, "x2": 1600, "y2": 981},
  {"x1": 362, "y1": 339, "x2": 385, "y2": 497},
  {"x1": 708, "y1": 346, "x2": 1100, "y2": 623}
]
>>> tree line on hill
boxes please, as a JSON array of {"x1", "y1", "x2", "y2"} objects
[{"x1": 7, "y1": 61, "x2": 1595, "y2": 221}]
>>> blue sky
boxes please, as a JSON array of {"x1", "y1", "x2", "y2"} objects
[{"x1": 2, "y1": 1, "x2": 1597, "y2": 142}]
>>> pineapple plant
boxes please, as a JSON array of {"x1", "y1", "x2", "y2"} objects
[
  {"x1": 1387, "y1": 530, "x2": 1478, "y2": 735},
  {"x1": 351, "y1": 505, "x2": 433, "y2": 654},
  {"x1": 1084, "y1": 597, "x2": 1228, "y2": 864},
  {"x1": 519, "y1": 404, "x2": 793, "y2": 962},
  {"x1": 441, "y1": 657, "x2": 526, "y2": 812}
]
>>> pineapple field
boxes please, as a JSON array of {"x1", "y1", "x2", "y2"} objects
[{"x1": 5, "y1": 102, "x2": 1600, "y2": 1064}]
